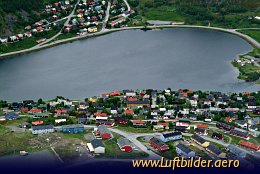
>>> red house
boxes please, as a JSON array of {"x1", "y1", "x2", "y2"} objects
[
  {"x1": 117, "y1": 137, "x2": 133, "y2": 152},
  {"x1": 97, "y1": 125, "x2": 112, "y2": 139},
  {"x1": 110, "y1": 91, "x2": 121, "y2": 96},
  {"x1": 124, "y1": 109, "x2": 134, "y2": 115},
  {"x1": 230, "y1": 129, "x2": 250, "y2": 139},
  {"x1": 149, "y1": 137, "x2": 169, "y2": 153},
  {"x1": 32, "y1": 121, "x2": 44, "y2": 126},
  {"x1": 29, "y1": 108, "x2": 42, "y2": 114},
  {"x1": 239, "y1": 140, "x2": 260, "y2": 151}
]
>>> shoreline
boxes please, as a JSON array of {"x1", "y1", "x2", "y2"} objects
[{"x1": 0, "y1": 25, "x2": 259, "y2": 59}]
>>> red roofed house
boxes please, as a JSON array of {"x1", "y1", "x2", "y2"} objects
[
  {"x1": 150, "y1": 137, "x2": 169, "y2": 153},
  {"x1": 29, "y1": 108, "x2": 42, "y2": 114},
  {"x1": 21, "y1": 107, "x2": 29, "y2": 113},
  {"x1": 130, "y1": 9, "x2": 135, "y2": 14},
  {"x1": 239, "y1": 140, "x2": 260, "y2": 151},
  {"x1": 124, "y1": 109, "x2": 134, "y2": 115},
  {"x1": 94, "y1": 112, "x2": 107, "y2": 117},
  {"x1": 97, "y1": 125, "x2": 112, "y2": 139},
  {"x1": 55, "y1": 109, "x2": 68, "y2": 115},
  {"x1": 32, "y1": 121, "x2": 44, "y2": 126},
  {"x1": 195, "y1": 124, "x2": 209, "y2": 129},
  {"x1": 127, "y1": 97, "x2": 138, "y2": 102},
  {"x1": 110, "y1": 91, "x2": 121, "y2": 96}
]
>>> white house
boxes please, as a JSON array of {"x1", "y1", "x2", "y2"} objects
[
  {"x1": 32, "y1": 125, "x2": 54, "y2": 135},
  {"x1": 91, "y1": 139, "x2": 105, "y2": 153}
]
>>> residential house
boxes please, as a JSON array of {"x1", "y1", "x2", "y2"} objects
[
  {"x1": 238, "y1": 140, "x2": 260, "y2": 151},
  {"x1": 126, "y1": 100, "x2": 150, "y2": 108},
  {"x1": 212, "y1": 132, "x2": 224, "y2": 140},
  {"x1": 61, "y1": 124, "x2": 84, "y2": 133},
  {"x1": 230, "y1": 129, "x2": 250, "y2": 139},
  {"x1": 97, "y1": 125, "x2": 112, "y2": 139},
  {"x1": 32, "y1": 121, "x2": 44, "y2": 126},
  {"x1": 191, "y1": 134, "x2": 210, "y2": 147},
  {"x1": 160, "y1": 132, "x2": 182, "y2": 142},
  {"x1": 149, "y1": 137, "x2": 169, "y2": 153},
  {"x1": 117, "y1": 137, "x2": 133, "y2": 152},
  {"x1": 227, "y1": 144, "x2": 247, "y2": 158},
  {"x1": 234, "y1": 120, "x2": 247, "y2": 128},
  {"x1": 206, "y1": 144, "x2": 226, "y2": 158},
  {"x1": 176, "y1": 120, "x2": 190, "y2": 129},
  {"x1": 114, "y1": 117, "x2": 127, "y2": 125},
  {"x1": 175, "y1": 126, "x2": 187, "y2": 133},
  {"x1": 96, "y1": 120, "x2": 114, "y2": 127},
  {"x1": 132, "y1": 120, "x2": 147, "y2": 127},
  {"x1": 5, "y1": 112, "x2": 18, "y2": 120},
  {"x1": 31, "y1": 113, "x2": 49, "y2": 119},
  {"x1": 176, "y1": 143, "x2": 195, "y2": 158},
  {"x1": 195, "y1": 128, "x2": 207, "y2": 135},
  {"x1": 89, "y1": 139, "x2": 105, "y2": 153},
  {"x1": 216, "y1": 122, "x2": 234, "y2": 131},
  {"x1": 32, "y1": 125, "x2": 54, "y2": 135},
  {"x1": 248, "y1": 125, "x2": 260, "y2": 137}
]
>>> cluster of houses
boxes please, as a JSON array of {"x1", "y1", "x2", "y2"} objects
[
  {"x1": 0, "y1": 89, "x2": 260, "y2": 157},
  {"x1": 191, "y1": 134, "x2": 226, "y2": 158},
  {"x1": 108, "y1": 0, "x2": 136, "y2": 28},
  {"x1": 234, "y1": 55, "x2": 260, "y2": 68},
  {"x1": 64, "y1": 0, "x2": 108, "y2": 35},
  {"x1": 0, "y1": 0, "x2": 77, "y2": 44}
]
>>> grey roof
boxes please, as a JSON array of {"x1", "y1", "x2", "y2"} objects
[
  {"x1": 127, "y1": 100, "x2": 150, "y2": 105},
  {"x1": 98, "y1": 125, "x2": 111, "y2": 135},
  {"x1": 191, "y1": 134, "x2": 206, "y2": 144},
  {"x1": 230, "y1": 129, "x2": 249, "y2": 137},
  {"x1": 117, "y1": 137, "x2": 132, "y2": 147},
  {"x1": 32, "y1": 125, "x2": 53, "y2": 131},
  {"x1": 150, "y1": 137, "x2": 165, "y2": 147},
  {"x1": 195, "y1": 128, "x2": 206, "y2": 133},
  {"x1": 176, "y1": 143, "x2": 193, "y2": 154},
  {"x1": 162, "y1": 132, "x2": 182, "y2": 138},
  {"x1": 91, "y1": 139, "x2": 104, "y2": 148},
  {"x1": 206, "y1": 145, "x2": 222, "y2": 155},
  {"x1": 227, "y1": 144, "x2": 247, "y2": 157},
  {"x1": 62, "y1": 124, "x2": 84, "y2": 129}
]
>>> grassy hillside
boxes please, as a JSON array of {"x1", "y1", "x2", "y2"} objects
[
  {"x1": 0, "y1": 0, "x2": 56, "y2": 37},
  {"x1": 239, "y1": 29, "x2": 260, "y2": 43},
  {"x1": 131, "y1": 0, "x2": 260, "y2": 28}
]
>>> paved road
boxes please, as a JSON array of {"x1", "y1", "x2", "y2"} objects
[
  {"x1": 34, "y1": 0, "x2": 81, "y2": 48},
  {"x1": 102, "y1": 1, "x2": 111, "y2": 31},
  {"x1": 108, "y1": 128, "x2": 162, "y2": 159},
  {"x1": 123, "y1": 0, "x2": 131, "y2": 12}
]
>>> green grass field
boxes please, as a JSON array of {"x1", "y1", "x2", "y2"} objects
[
  {"x1": 116, "y1": 125, "x2": 153, "y2": 133},
  {"x1": 239, "y1": 30, "x2": 260, "y2": 43}
]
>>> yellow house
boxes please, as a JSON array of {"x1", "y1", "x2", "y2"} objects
[
  {"x1": 89, "y1": 97, "x2": 97, "y2": 103},
  {"x1": 88, "y1": 27, "x2": 98, "y2": 33},
  {"x1": 191, "y1": 134, "x2": 210, "y2": 147},
  {"x1": 206, "y1": 145, "x2": 226, "y2": 158}
]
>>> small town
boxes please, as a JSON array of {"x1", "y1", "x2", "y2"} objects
[
  {"x1": 0, "y1": 89, "x2": 260, "y2": 168},
  {"x1": 0, "y1": 0, "x2": 136, "y2": 45}
]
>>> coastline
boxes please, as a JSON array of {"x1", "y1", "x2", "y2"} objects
[
  {"x1": 0, "y1": 25, "x2": 259, "y2": 60},
  {"x1": 0, "y1": 25, "x2": 259, "y2": 83}
]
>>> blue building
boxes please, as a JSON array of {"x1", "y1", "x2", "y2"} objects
[
  {"x1": 61, "y1": 124, "x2": 84, "y2": 133},
  {"x1": 5, "y1": 112, "x2": 18, "y2": 120}
]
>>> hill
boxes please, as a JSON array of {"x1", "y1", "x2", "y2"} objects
[
  {"x1": 130, "y1": 0, "x2": 260, "y2": 28},
  {"x1": 0, "y1": 0, "x2": 55, "y2": 37}
]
